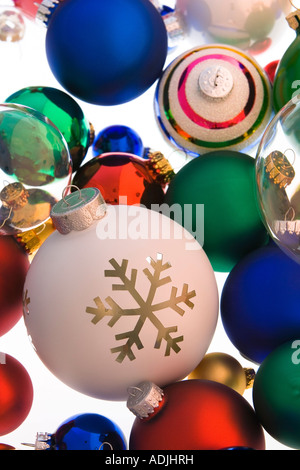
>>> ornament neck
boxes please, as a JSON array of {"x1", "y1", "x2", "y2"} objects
[
  {"x1": 36, "y1": 0, "x2": 63, "y2": 26},
  {"x1": 199, "y1": 65, "x2": 233, "y2": 100},
  {"x1": 286, "y1": 10, "x2": 300, "y2": 34},
  {"x1": 0, "y1": 182, "x2": 28, "y2": 210},
  {"x1": 127, "y1": 381, "x2": 165, "y2": 420}
]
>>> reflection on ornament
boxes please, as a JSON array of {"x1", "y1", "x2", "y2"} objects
[
  {"x1": 23, "y1": 188, "x2": 218, "y2": 400},
  {"x1": 188, "y1": 352, "x2": 255, "y2": 395},
  {"x1": 5, "y1": 86, "x2": 92, "y2": 172},
  {"x1": 0, "y1": 103, "x2": 72, "y2": 235},
  {"x1": 155, "y1": 44, "x2": 272, "y2": 156},
  {"x1": 256, "y1": 95, "x2": 300, "y2": 263},
  {"x1": 92, "y1": 125, "x2": 144, "y2": 158},
  {"x1": 264, "y1": 60, "x2": 279, "y2": 85},
  {"x1": 127, "y1": 380, "x2": 266, "y2": 450},
  {"x1": 0, "y1": 9, "x2": 25, "y2": 42},
  {"x1": 14, "y1": 218, "x2": 56, "y2": 259},
  {"x1": 72, "y1": 151, "x2": 175, "y2": 207},
  {"x1": 175, "y1": 0, "x2": 291, "y2": 57}
]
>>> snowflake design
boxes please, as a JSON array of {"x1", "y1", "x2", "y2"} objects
[{"x1": 86, "y1": 253, "x2": 196, "y2": 363}]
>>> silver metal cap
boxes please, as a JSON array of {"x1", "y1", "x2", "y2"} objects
[
  {"x1": 50, "y1": 187, "x2": 107, "y2": 235},
  {"x1": 127, "y1": 381, "x2": 164, "y2": 419}
]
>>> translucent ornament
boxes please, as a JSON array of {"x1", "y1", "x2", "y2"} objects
[
  {"x1": 0, "y1": 103, "x2": 72, "y2": 235},
  {"x1": 0, "y1": 8, "x2": 25, "y2": 42},
  {"x1": 175, "y1": 0, "x2": 292, "y2": 60},
  {"x1": 256, "y1": 95, "x2": 300, "y2": 263},
  {"x1": 5, "y1": 86, "x2": 93, "y2": 172}
]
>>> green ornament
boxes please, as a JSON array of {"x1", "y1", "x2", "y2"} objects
[
  {"x1": 5, "y1": 86, "x2": 92, "y2": 172},
  {"x1": 164, "y1": 150, "x2": 269, "y2": 272},
  {"x1": 273, "y1": 11, "x2": 300, "y2": 112},
  {"x1": 253, "y1": 340, "x2": 300, "y2": 449}
]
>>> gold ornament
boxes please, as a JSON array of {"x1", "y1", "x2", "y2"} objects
[{"x1": 188, "y1": 352, "x2": 255, "y2": 395}]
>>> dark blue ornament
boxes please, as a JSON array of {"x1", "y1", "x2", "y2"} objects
[
  {"x1": 92, "y1": 125, "x2": 144, "y2": 157},
  {"x1": 220, "y1": 242, "x2": 300, "y2": 364},
  {"x1": 45, "y1": 0, "x2": 168, "y2": 106},
  {"x1": 52, "y1": 413, "x2": 127, "y2": 450}
]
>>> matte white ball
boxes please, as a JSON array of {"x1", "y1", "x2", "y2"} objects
[{"x1": 23, "y1": 194, "x2": 219, "y2": 400}]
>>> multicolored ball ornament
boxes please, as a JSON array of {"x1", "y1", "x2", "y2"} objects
[
  {"x1": 188, "y1": 352, "x2": 255, "y2": 395},
  {"x1": 72, "y1": 151, "x2": 175, "y2": 207},
  {"x1": 155, "y1": 43, "x2": 272, "y2": 156},
  {"x1": 23, "y1": 188, "x2": 219, "y2": 401},
  {"x1": 34, "y1": 413, "x2": 127, "y2": 450},
  {"x1": 5, "y1": 86, "x2": 92, "y2": 172},
  {"x1": 273, "y1": 10, "x2": 300, "y2": 112},
  {"x1": 164, "y1": 150, "x2": 269, "y2": 272},
  {"x1": 253, "y1": 340, "x2": 300, "y2": 449},
  {"x1": 256, "y1": 86, "x2": 300, "y2": 264},
  {"x1": 0, "y1": 103, "x2": 72, "y2": 235},
  {"x1": 221, "y1": 241, "x2": 300, "y2": 364},
  {"x1": 27, "y1": 0, "x2": 168, "y2": 106},
  {"x1": 0, "y1": 353, "x2": 33, "y2": 435},
  {"x1": 127, "y1": 380, "x2": 265, "y2": 450},
  {"x1": 0, "y1": 235, "x2": 29, "y2": 336},
  {"x1": 92, "y1": 125, "x2": 144, "y2": 158},
  {"x1": 175, "y1": 0, "x2": 291, "y2": 56}
]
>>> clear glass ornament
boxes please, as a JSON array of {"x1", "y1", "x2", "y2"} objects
[{"x1": 256, "y1": 95, "x2": 300, "y2": 263}]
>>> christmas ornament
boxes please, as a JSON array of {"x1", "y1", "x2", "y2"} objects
[
  {"x1": 92, "y1": 125, "x2": 144, "y2": 158},
  {"x1": 256, "y1": 94, "x2": 300, "y2": 264},
  {"x1": 0, "y1": 103, "x2": 72, "y2": 235},
  {"x1": 175, "y1": 0, "x2": 291, "y2": 56},
  {"x1": 0, "y1": 353, "x2": 33, "y2": 435},
  {"x1": 264, "y1": 60, "x2": 279, "y2": 85},
  {"x1": 0, "y1": 443, "x2": 15, "y2": 450},
  {"x1": 22, "y1": 0, "x2": 168, "y2": 106},
  {"x1": 155, "y1": 44, "x2": 272, "y2": 157},
  {"x1": 5, "y1": 86, "x2": 92, "y2": 172},
  {"x1": 221, "y1": 241, "x2": 300, "y2": 364},
  {"x1": 273, "y1": 9, "x2": 300, "y2": 112},
  {"x1": 164, "y1": 150, "x2": 269, "y2": 272},
  {"x1": 0, "y1": 235, "x2": 29, "y2": 337},
  {"x1": 0, "y1": 8, "x2": 25, "y2": 42},
  {"x1": 253, "y1": 339, "x2": 300, "y2": 449},
  {"x1": 23, "y1": 187, "x2": 219, "y2": 401},
  {"x1": 127, "y1": 380, "x2": 265, "y2": 450},
  {"x1": 72, "y1": 151, "x2": 175, "y2": 207},
  {"x1": 28, "y1": 413, "x2": 127, "y2": 450},
  {"x1": 14, "y1": 219, "x2": 56, "y2": 260},
  {"x1": 188, "y1": 352, "x2": 255, "y2": 395}
]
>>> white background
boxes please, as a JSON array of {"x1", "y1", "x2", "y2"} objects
[{"x1": 0, "y1": 0, "x2": 296, "y2": 451}]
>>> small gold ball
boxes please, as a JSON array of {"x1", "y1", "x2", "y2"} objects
[{"x1": 188, "y1": 352, "x2": 248, "y2": 395}]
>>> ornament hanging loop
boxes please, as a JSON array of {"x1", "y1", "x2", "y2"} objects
[{"x1": 62, "y1": 185, "x2": 82, "y2": 206}]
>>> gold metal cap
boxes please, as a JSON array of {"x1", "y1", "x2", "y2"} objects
[{"x1": 144, "y1": 149, "x2": 175, "y2": 186}]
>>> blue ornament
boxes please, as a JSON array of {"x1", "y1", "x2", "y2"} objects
[
  {"x1": 45, "y1": 0, "x2": 168, "y2": 106},
  {"x1": 92, "y1": 125, "x2": 144, "y2": 157},
  {"x1": 220, "y1": 241, "x2": 300, "y2": 364},
  {"x1": 52, "y1": 413, "x2": 127, "y2": 450}
]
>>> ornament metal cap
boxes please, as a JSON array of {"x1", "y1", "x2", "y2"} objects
[
  {"x1": 127, "y1": 381, "x2": 164, "y2": 419},
  {"x1": 50, "y1": 186, "x2": 107, "y2": 235}
]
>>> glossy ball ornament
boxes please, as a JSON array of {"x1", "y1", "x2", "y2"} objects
[
  {"x1": 256, "y1": 94, "x2": 300, "y2": 264},
  {"x1": 5, "y1": 86, "x2": 92, "y2": 172},
  {"x1": 23, "y1": 188, "x2": 219, "y2": 401},
  {"x1": 253, "y1": 340, "x2": 300, "y2": 449},
  {"x1": 155, "y1": 44, "x2": 272, "y2": 156},
  {"x1": 0, "y1": 103, "x2": 72, "y2": 235},
  {"x1": 0, "y1": 443, "x2": 15, "y2": 450},
  {"x1": 43, "y1": 0, "x2": 168, "y2": 106},
  {"x1": 164, "y1": 150, "x2": 269, "y2": 272},
  {"x1": 51, "y1": 413, "x2": 127, "y2": 450},
  {"x1": 92, "y1": 125, "x2": 144, "y2": 158},
  {"x1": 0, "y1": 235, "x2": 29, "y2": 336},
  {"x1": 72, "y1": 151, "x2": 174, "y2": 207},
  {"x1": 128, "y1": 380, "x2": 265, "y2": 450},
  {"x1": 221, "y1": 242, "x2": 300, "y2": 364},
  {"x1": 188, "y1": 352, "x2": 253, "y2": 395},
  {"x1": 175, "y1": 0, "x2": 291, "y2": 57},
  {"x1": 0, "y1": 353, "x2": 33, "y2": 435},
  {"x1": 273, "y1": 10, "x2": 300, "y2": 112}
]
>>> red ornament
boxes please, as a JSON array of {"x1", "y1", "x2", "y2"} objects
[
  {"x1": 13, "y1": 0, "x2": 43, "y2": 19},
  {"x1": 0, "y1": 353, "x2": 33, "y2": 435},
  {"x1": 128, "y1": 380, "x2": 265, "y2": 450},
  {"x1": 0, "y1": 236, "x2": 29, "y2": 337},
  {"x1": 0, "y1": 443, "x2": 15, "y2": 450},
  {"x1": 264, "y1": 60, "x2": 279, "y2": 85}
]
